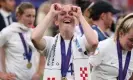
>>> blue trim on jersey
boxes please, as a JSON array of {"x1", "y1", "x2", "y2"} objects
[{"x1": 92, "y1": 25, "x2": 108, "y2": 41}]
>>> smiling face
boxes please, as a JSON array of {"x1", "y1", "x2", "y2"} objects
[{"x1": 55, "y1": 4, "x2": 75, "y2": 33}]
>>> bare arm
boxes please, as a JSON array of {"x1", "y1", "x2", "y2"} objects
[
  {"x1": 32, "y1": 3, "x2": 61, "y2": 50},
  {"x1": 80, "y1": 15, "x2": 98, "y2": 52},
  {"x1": 0, "y1": 47, "x2": 5, "y2": 72},
  {"x1": 31, "y1": 53, "x2": 46, "y2": 80},
  {"x1": 0, "y1": 72, "x2": 16, "y2": 80},
  {"x1": 72, "y1": 6, "x2": 98, "y2": 52},
  {"x1": 36, "y1": 53, "x2": 46, "y2": 76},
  {"x1": 32, "y1": 12, "x2": 54, "y2": 50}
]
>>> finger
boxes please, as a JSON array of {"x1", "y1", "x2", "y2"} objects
[
  {"x1": 73, "y1": 16, "x2": 79, "y2": 26},
  {"x1": 12, "y1": 77, "x2": 16, "y2": 80},
  {"x1": 71, "y1": 6, "x2": 78, "y2": 12},
  {"x1": 54, "y1": 3, "x2": 62, "y2": 11},
  {"x1": 10, "y1": 78, "x2": 16, "y2": 80},
  {"x1": 54, "y1": 4, "x2": 59, "y2": 10},
  {"x1": 77, "y1": 7, "x2": 82, "y2": 13},
  {"x1": 12, "y1": 74, "x2": 16, "y2": 77},
  {"x1": 7, "y1": 76, "x2": 13, "y2": 80},
  {"x1": 7, "y1": 77, "x2": 10, "y2": 80},
  {"x1": 8, "y1": 73, "x2": 16, "y2": 80},
  {"x1": 72, "y1": 12, "x2": 78, "y2": 17},
  {"x1": 8, "y1": 75, "x2": 16, "y2": 80},
  {"x1": 9, "y1": 73, "x2": 16, "y2": 77}
]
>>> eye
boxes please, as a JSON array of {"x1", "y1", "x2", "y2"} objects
[
  {"x1": 60, "y1": 11, "x2": 66, "y2": 16},
  {"x1": 128, "y1": 38, "x2": 133, "y2": 42},
  {"x1": 26, "y1": 14, "x2": 31, "y2": 17},
  {"x1": 68, "y1": 11, "x2": 73, "y2": 16}
]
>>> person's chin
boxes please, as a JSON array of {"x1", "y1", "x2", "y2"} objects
[
  {"x1": 63, "y1": 25, "x2": 71, "y2": 28},
  {"x1": 26, "y1": 25, "x2": 31, "y2": 28},
  {"x1": 126, "y1": 46, "x2": 133, "y2": 51}
]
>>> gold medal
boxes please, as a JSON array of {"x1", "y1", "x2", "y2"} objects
[
  {"x1": 62, "y1": 77, "x2": 67, "y2": 80},
  {"x1": 27, "y1": 62, "x2": 32, "y2": 69}
]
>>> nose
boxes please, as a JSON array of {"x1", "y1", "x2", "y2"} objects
[
  {"x1": 65, "y1": 11, "x2": 72, "y2": 16},
  {"x1": 65, "y1": 13, "x2": 69, "y2": 16},
  {"x1": 65, "y1": 12, "x2": 70, "y2": 17},
  {"x1": 64, "y1": 13, "x2": 71, "y2": 18}
]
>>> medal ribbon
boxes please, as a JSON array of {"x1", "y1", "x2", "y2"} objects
[
  {"x1": 79, "y1": 24, "x2": 84, "y2": 36},
  {"x1": 117, "y1": 39, "x2": 131, "y2": 80},
  {"x1": 19, "y1": 33, "x2": 32, "y2": 63},
  {"x1": 61, "y1": 36, "x2": 73, "y2": 78}
]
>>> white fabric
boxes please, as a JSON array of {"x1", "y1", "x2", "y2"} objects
[
  {"x1": 89, "y1": 37, "x2": 133, "y2": 80},
  {"x1": 0, "y1": 22, "x2": 39, "y2": 80},
  {"x1": 74, "y1": 25, "x2": 82, "y2": 37},
  {"x1": 74, "y1": 25, "x2": 98, "y2": 40},
  {"x1": 0, "y1": 9, "x2": 13, "y2": 26},
  {"x1": 43, "y1": 34, "x2": 91, "y2": 80}
]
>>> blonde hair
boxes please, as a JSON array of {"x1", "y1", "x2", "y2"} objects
[
  {"x1": 114, "y1": 13, "x2": 133, "y2": 40},
  {"x1": 16, "y1": 2, "x2": 35, "y2": 16}
]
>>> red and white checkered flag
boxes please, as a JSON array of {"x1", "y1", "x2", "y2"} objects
[
  {"x1": 47, "y1": 77, "x2": 55, "y2": 80},
  {"x1": 80, "y1": 67, "x2": 88, "y2": 80}
]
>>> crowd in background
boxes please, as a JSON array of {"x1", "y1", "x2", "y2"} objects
[
  {"x1": 1, "y1": 0, "x2": 133, "y2": 35},
  {"x1": 35, "y1": 0, "x2": 133, "y2": 36}
]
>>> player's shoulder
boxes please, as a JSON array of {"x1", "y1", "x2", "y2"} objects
[{"x1": 98, "y1": 37, "x2": 115, "y2": 50}]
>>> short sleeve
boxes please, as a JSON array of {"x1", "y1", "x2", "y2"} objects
[
  {"x1": 81, "y1": 35, "x2": 91, "y2": 52},
  {"x1": 89, "y1": 45, "x2": 104, "y2": 67},
  {"x1": 42, "y1": 36, "x2": 54, "y2": 57}
]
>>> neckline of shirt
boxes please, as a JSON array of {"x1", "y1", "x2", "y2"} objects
[
  {"x1": 12, "y1": 22, "x2": 31, "y2": 31},
  {"x1": 0, "y1": 8, "x2": 11, "y2": 18},
  {"x1": 92, "y1": 24, "x2": 109, "y2": 37}
]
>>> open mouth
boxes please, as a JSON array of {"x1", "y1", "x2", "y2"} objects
[
  {"x1": 63, "y1": 21, "x2": 71, "y2": 24},
  {"x1": 63, "y1": 18, "x2": 73, "y2": 24}
]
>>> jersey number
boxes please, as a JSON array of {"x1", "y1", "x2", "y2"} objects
[{"x1": 68, "y1": 63, "x2": 74, "y2": 75}]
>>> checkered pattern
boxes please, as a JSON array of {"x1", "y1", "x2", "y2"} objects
[
  {"x1": 47, "y1": 77, "x2": 55, "y2": 80},
  {"x1": 80, "y1": 67, "x2": 88, "y2": 80}
]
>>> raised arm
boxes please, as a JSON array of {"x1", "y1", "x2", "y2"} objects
[
  {"x1": 31, "y1": 3, "x2": 61, "y2": 50},
  {"x1": 72, "y1": 6, "x2": 98, "y2": 52}
]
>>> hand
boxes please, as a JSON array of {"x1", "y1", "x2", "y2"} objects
[
  {"x1": 0, "y1": 72, "x2": 16, "y2": 80},
  {"x1": 8, "y1": 73, "x2": 16, "y2": 80},
  {"x1": 71, "y1": 6, "x2": 82, "y2": 20},
  {"x1": 31, "y1": 73, "x2": 41, "y2": 80},
  {"x1": 48, "y1": 3, "x2": 62, "y2": 17}
]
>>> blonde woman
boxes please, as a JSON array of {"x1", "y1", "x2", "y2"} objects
[
  {"x1": 89, "y1": 13, "x2": 133, "y2": 80},
  {"x1": 32, "y1": 3, "x2": 98, "y2": 80},
  {"x1": 0, "y1": 2, "x2": 43, "y2": 80}
]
